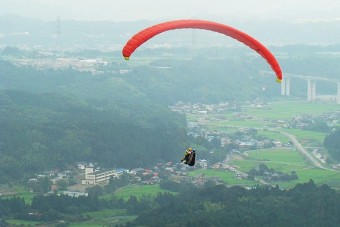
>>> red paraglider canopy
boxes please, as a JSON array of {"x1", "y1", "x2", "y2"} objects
[{"x1": 122, "y1": 19, "x2": 282, "y2": 82}]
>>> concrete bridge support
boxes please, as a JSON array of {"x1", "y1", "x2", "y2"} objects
[
  {"x1": 281, "y1": 76, "x2": 291, "y2": 96},
  {"x1": 307, "y1": 79, "x2": 316, "y2": 101},
  {"x1": 337, "y1": 82, "x2": 340, "y2": 104}
]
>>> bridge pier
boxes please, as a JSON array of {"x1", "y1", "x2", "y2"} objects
[
  {"x1": 281, "y1": 76, "x2": 290, "y2": 96},
  {"x1": 337, "y1": 82, "x2": 340, "y2": 104},
  {"x1": 307, "y1": 79, "x2": 316, "y2": 101},
  {"x1": 265, "y1": 71, "x2": 340, "y2": 104},
  {"x1": 281, "y1": 77, "x2": 285, "y2": 95}
]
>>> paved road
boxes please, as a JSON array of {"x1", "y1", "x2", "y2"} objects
[
  {"x1": 211, "y1": 123, "x2": 335, "y2": 171},
  {"x1": 273, "y1": 130, "x2": 326, "y2": 169}
]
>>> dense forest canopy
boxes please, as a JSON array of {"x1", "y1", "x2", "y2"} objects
[
  {"x1": 1, "y1": 180, "x2": 339, "y2": 226},
  {"x1": 324, "y1": 128, "x2": 340, "y2": 161},
  {"x1": 0, "y1": 88, "x2": 187, "y2": 181},
  {"x1": 132, "y1": 180, "x2": 340, "y2": 227},
  {"x1": 0, "y1": 60, "x2": 192, "y2": 182}
]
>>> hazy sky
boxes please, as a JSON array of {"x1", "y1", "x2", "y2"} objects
[{"x1": 1, "y1": 0, "x2": 339, "y2": 22}]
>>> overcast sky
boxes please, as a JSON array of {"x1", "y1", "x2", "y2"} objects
[{"x1": 1, "y1": 0, "x2": 339, "y2": 22}]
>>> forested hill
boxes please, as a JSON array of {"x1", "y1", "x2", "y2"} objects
[
  {"x1": 122, "y1": 56, "x2": 281, "y2": 103},
  {"x1": 0, "y1": 60, "x2": 190, "y2": 182},
  {"x1": 119, "y1": 45, "x2": 340, "y2": 103},
  {"x1": 0, "y1": 88, "x2": 187, "y2": 178},
  {"x1": 3, "y1": 45, "x2": 340, "y2": 105},
  {"x1": 131, "y1": 180, "x2": 340, "y2": 227},
  {"x1": 0, "y1": 54, "x2": 281, "y2": 104}
]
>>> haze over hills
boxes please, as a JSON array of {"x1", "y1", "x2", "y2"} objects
[{"x1": 1, "y1": 15, "x2": 340, "y2": 50}]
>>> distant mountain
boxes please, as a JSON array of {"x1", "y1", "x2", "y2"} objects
[{"x1": 1, "y1": 15, "x2": 340, "y2": 50}]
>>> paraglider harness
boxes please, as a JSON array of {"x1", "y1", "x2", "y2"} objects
[{"x1": 181, "y1": 149, "x2": 196, "y2": 166}]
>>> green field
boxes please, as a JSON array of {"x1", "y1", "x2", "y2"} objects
[
  {"x1": 230, "y1": 148, "x2": 340, "y2": 189},
  {"x1": 113, "y1": 184, "x2": 175, "y2": 200},
  {"x1": 7, "y1": 209, "x2": 137, "y2": 227},
  {"x1": 6, "y1": 209, "x2": 137, "y2": 227},
  {"x1": 233, "y1": 148, "x2": 308, "y2": 172},
  {"x1": 281, "y1": 128, "x2": 327, "y2": 144},
  {"x1": 248, "y1": 148, "x2": 306, "y2": 164},
  {"x1": 244, "y1": 101, "x2": 340, "y2": 120},
  {"x1": 210, "y1": 119, "x2": 267, "y2": 129},
  {"x1": 274, "y1": 168, "x2": 340, "y2": 188},
  {"x1": 257, "y1": 130, "x2": 291, "y2": 143},
  {"x1": 188, "y1": 101, "x2": 340, "y2": 139},
  {"x1": 188, "y1": 169, "x2": 256, "y2": 187},
  {"x1": 69, "y1": 209, "x2": 137, "y2": 227},
  {"x1": 0, "y1": 186, "x2": 36, "y2": 204},
  {"x1": 5, "y1": 219, "x2": 41, "y2": 226}
]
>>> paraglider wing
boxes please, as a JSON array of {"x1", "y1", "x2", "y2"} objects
[{"x1": 122, "y1": 19, "x2": 282, "y2": 82}]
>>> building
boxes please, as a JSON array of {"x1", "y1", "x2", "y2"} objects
[
  {"x1": 59, "y1": 191, "x2": 88, "y2": 197},
  {"x1": 82, "y1": 167, "x2": 118, "y2": 185},
  {"x1": 76, "y1": 161, "x2": 87, "y2": 170}
]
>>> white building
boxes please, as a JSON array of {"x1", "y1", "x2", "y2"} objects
[
  {"x1": 59, "y1": 191, "x2": 88, "y2": 197},
  {"x1": 82, "y1": 167, "x2": 118, "y2": 185},
  {"x1": 76, "y1": 162, "x2": 87, "y2": 170}
]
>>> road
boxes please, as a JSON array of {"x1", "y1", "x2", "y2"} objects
[
  {"x1": 273, "y1": 130, "x2": 327, "y2": 169},
  {"x1": 206, "y1": 123, "x2": 336, "y2": 171}
]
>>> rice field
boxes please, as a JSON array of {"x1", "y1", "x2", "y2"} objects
[
  {"x1": 281, "y1": 128, "x2": 327, "y2": 144},
  {"x1": 69, "y1": 209, "x2": 137, "y2": 227},
  {"x1": 113, "y1": 184, "x2": 175, "y2": 201},
  {"x1": 0, "y1": 186, "x2": 36, "y2": 205},
  {"x1": 188, "y1": 169, "x2": 256, "y2": 187},
  {"x1": 244, "y1": 101, "x2": 340, "y2": 120},
  {"x1": 5, "y1": 219, "x2": 41, "y2": 226},
  {"x1": 231, "y1": 148, "x2": 340, "y2": 189}
]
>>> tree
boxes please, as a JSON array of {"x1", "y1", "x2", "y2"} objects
[
  {"x1": 324, "y1": 129, "x2": 340, "y2": 160},
  {"x1": 306, "y1": 120, "x2": 330, "y2": 133},
  {"x1": 57, "y1": 179, "x2": 69, "y2": 191}
]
